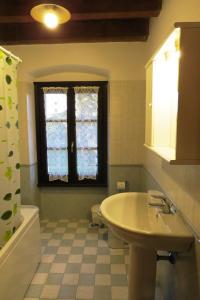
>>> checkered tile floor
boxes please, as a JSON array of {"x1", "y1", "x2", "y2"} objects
[{"x1": 24, "y1": 219, "x2": 129, "y2": 300}]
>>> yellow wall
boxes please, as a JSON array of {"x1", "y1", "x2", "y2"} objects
[
  {"x1": 148, "y1": 0, "x2": 200, "y2": 57},
  {"x1": 7, "y1": 42, "x2": 146, "y2": 81}
]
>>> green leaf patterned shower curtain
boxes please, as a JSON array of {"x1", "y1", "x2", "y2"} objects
[{"x1": 0, "y1": 49, "x2": 21, "y2": 248}]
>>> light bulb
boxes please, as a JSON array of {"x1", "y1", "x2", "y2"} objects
[{"x1": 43, "y1": 12, "x2": 59, "y2": 29}]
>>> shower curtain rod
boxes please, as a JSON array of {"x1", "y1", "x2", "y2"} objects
[{"x1": 0, "y1": 46, "x2": 22, "y2": 63}]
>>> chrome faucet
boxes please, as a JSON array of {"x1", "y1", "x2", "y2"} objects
[
  {"x1": 158, "y1": 196, "x2": 171, "y2": 214},
  {"x1": 148, "y1": 195, "x2": 174, "y2": 214}
]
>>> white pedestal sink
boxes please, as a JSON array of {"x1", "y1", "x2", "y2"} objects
[{"x1": 100, "y1": 192, "x2": 194, "y2": 300}]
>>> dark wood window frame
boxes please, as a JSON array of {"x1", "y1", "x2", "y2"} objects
[{"x1": 34, "y1": 81, "x2": 108, "y2": 187}]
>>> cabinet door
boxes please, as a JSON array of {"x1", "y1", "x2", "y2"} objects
[
  {"x1": 145, "y1": 62, "x2": 153, "y2": 146},
  {"x1": 176, "y1": 26, "x2": 200, "y2": 161}
]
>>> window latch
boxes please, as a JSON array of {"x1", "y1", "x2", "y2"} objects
[{"x1": 71, "y1": 141, "x2": 74, "y2": 153}]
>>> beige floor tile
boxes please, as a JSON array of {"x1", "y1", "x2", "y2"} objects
[
  {"x1": 62, "y1": 273, "x2": 79, "y2": 285},
  {"x1": 80, "y1": 263, "x2": 95, "y2": 274},
  {"x1": 112, "y1": 286, "x2": 128, "y2": 299},
  {"x1": 57, "y1": 247, "x2": 71, "y2": 255},
  {"x1": 98, "y1": 240, "x2": 107, "y2": 247},
  {"x1": 96, "y1": 255, "x2": 110, "y2": 264},
  {"x1": 68, "y1": 254, "x2": 83, "y2": 263},
  {"x1": 111, "y1": 264, "x2": 126, "y2": 274},
  {"x1": 63, "y1": 233, "x2": 75, "y2": 240},
  {"x1": 72, "y1": 240, "x2": 85, "y2": 247},
  {"x1": 76, "y1": 286, "x2": 94, "y2": 299},
  {"x1": 41, "y1": 254, "x2": 55, "y2": 263},
  {"x1": 95, "y1": 274, "x2": 111, "y2": 286},
  {"x1": 41, "y1": 233, "x2": 52, "y2": 239},
  {"x1": 46, "y1": 222, "x2": 57, "y2": 228},
  {"x1": 40, "y1": 285, "x2": 60, "y2": 299},
  {"x1": 84, "y1": 247, "x2": 97, "y2": 255},
  {"x1": 48, "y1": 239, "x2": 61, "y2": 246},
  {"x1": 50, "y1": 263, "x2": 66, "y2": 273},
  {"x1": 54, "y1": 227, "x2": 66, "y2": 233}
]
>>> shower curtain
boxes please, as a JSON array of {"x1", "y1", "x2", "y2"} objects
[{"x1": 0, "y1": 48, "x2": 21, "y2": 248}]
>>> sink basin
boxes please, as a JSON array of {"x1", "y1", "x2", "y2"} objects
[
  {"x1": 100, "y1": 192, "x2": 194, "y2": 300},
  {"x1": 100, "y1": 192, "x2": 193, "y2": 252}
]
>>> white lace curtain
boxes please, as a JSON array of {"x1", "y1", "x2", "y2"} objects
[
  {"x1": 74, "y1": 86, "x2": 99, "y2": 180},
  {"x1": 43, "y1": 87, "x2": 68, "y2": 182},
  {"x1": 43, "y1": 87, "x2": 68, "y2": 94},
  {"x1": 74, "y1": 86, "x2": 99, "y2": 94}
]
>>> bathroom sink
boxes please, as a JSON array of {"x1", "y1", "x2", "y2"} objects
[
  {"x1": 100, "y1": 192, "x2": 194, "y2": 300},
  {"x1": 100, "y1": 192, "x2": 193, "y2": 252}
]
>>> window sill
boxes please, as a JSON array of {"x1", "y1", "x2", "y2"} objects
[{"x1": 37, "y1": 182, "x2": 108, "y2": 188}]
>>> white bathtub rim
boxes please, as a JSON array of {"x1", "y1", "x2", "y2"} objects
[{"x1": 0, "y1": 205, "x2": 39, "y2": 264}]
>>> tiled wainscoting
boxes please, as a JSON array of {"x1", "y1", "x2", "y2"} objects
[
  {"x1": 20, "y1": 164, "x2": 160, "y2": 219},
  {"x1": 24, "y1": 219, "x2": 129, "y2": 300}
]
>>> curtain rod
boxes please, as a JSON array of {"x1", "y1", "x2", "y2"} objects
[{"x1": 0, "y1": 46, "x2": 22, "y2": 63}]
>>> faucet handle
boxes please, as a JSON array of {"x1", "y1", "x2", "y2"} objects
[
  {"x1": 148, "y1": 190, "x2": 165, "y2": 199},
  {"x1": 148, "y1": 196, "x2": 165, "y2": 206},
  {"x1": 148, "y1": 190, "x2": 177, "y2": 214}
]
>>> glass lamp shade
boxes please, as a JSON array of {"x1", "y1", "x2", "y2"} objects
[{"x1": 30, "y1": 4, "x2": 71, "y2": 28}]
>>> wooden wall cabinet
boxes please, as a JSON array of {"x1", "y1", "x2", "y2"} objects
[{"x1": 145, "y1": 23, "x2": 200, "y2": 164}]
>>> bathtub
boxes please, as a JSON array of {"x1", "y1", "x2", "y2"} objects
[{"x1": 0, "y1": 205, "x2": 41, "y2": 300}]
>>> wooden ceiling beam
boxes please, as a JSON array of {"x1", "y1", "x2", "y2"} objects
[
  {"x1": 0, "y1": 1, "x2": 162, "y2": 43},
  {"x1": 0, "y1": 19, "x2": 149, "y2": 45},
  {"x1": 0, "y1": 9, "x2": 160, "y2": 24},
  {"x1": 0, "y1": 0, "x2": 162, "y2": 16}
]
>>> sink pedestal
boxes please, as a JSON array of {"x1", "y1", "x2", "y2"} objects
[{"x1": 128, "y1": 245, "x2": 157, "y2": 300}]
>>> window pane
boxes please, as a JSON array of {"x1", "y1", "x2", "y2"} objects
[
  {"x1": 76, "y1": 122, "x2": 97, "y2": 148},
  {"x1": 75, "y1": 89, "x2": 98, "y2": 180},
  {"x1": 44, "y1": 92, "x2": 68, "y2": 181},
  {"x1": 46, "y1": 122, "x2": 68, "y2": 148},
  {"x1": 77, "y1": 149, "x2": 97, "y2": 179},
  {"x1": 44, "y1": 93, "x2": 67, "y2": 120},
  {"x1": 47, "y1": 149, "x2": 68, "y2": 176},
  {"x1": 75, "y1": 92, "x2": 98, "y2": 120}
]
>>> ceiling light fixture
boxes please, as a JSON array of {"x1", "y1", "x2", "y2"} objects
[{"x1": 30, "y1": 4, "x2": 71, "y2": 29}]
